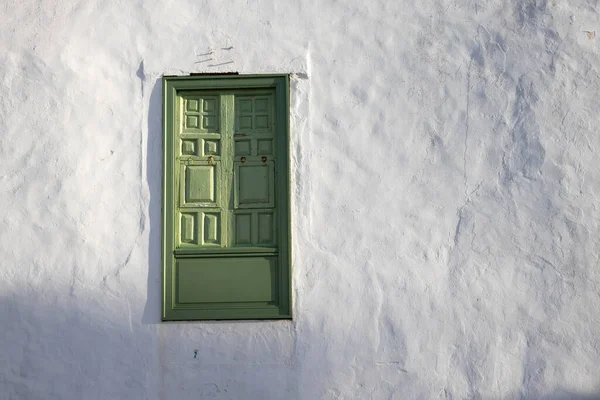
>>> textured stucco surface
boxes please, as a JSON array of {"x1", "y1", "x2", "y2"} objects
[{"x1": 1, "y1": 0, "x2": 600, "y2": 399}]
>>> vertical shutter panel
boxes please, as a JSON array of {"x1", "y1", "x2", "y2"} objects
[{"x1": 175, "y1": 95, "x2": 225, "y2": 247}]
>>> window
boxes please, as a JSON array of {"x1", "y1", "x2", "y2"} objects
[{"x1": 162, "y1": 74, "x2": 291, "y2": 320}]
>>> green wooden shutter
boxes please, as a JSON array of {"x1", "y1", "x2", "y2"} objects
[{"x1": 162, "y1": 75, "x2": 291, "y2": 320}]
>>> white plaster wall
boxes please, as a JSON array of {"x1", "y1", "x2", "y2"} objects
[{"x1": 1, "y1": 0, "x2": 600, "y2": 399}]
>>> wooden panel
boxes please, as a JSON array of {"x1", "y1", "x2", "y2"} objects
[
  {"x1": 175, "y1": 257, "x2": 278, "y2": 303},
  {"x1": 235, "y1": 95, "x2": 274, "y2": 133},
  {"x1": 254, "y1": 98, "x2": 269, "y2": 113},
  {"x1": 203, "y1": 98, "x2": 216, "y2": 112},
  {"x1": 238, "y1": 98, "x2": 253, "y2": 113},
  {"x1": 180, "y1": 212, "x2": 196, "y2": 244},
  {"x1": 234, "y1": 213, "x2": 252, "y2": 245},
  {"x1": 235, "y1": 139, "x2": 251, "y2": 156},
  {"x1": 202, "y1": 212, "x2": 220, "y2": 245},
  {"x1": 232, "y1": 210, "x2": 276, "y2": 247},
  {"x1": 182, "y1": 95, "x2": 220, "y2": 133},
  {"x1": 186, "y1": 98, "x2": 199, "y2": 112},
  {"x1": 203, "y1": 115, "x2": 218, "y2": 130},
  {"x1": 180, "y1": 163, "x2": 218, "y2": 207},
  {"x1": 185, "y1": 115, "x2": 199, "y2": 129},
  {"x1": 257, "y1": 139, "x2": 273, "y2": 155},
  {"x1": 234, "y1": 161, "x2": 274, "y2": 209},
  {"x1": 181, "y1": 139, "x2": 197, "y2": 156},
  {"x1": 257, "y1": 212, "x2": 275, "y2": 245},
  {"x1": 186, "y1": 165, "x2": 214, "y2": 202},
  {"x1": 255, "y1": 115, "x2": 269, "y2": 129},
  {"x1": 203, "y1": 139, "x2": 219, "y2": 156},
  {"x1": 177, "y1": 209, "x2": 222, "y2": 247}
]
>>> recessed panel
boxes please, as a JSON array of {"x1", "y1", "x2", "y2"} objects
[
  {"x1": 235, "y1": 162, "x2": 274, "y2": 208},
  {"x1": 255, "y1": 115, "x2": 269, "y2": 129},
  {"x1": 234, "y1": 95, "x2": 273, "y2": 133},
  {"x1": 182, "y1": 96, "x2": 219, "y2": 132},
  {"x1": 235, "y1": 213, "x2": 252, "y2": 245},
  {"x1": 235, "y1": 140, "x2": 251, "y2": 156},
  {"x1": 181, "y1": 139, "x2": 197, "y2": 156},
  {"x1": 257, "y1": 212, "x2": 275, "y2": 245},
  {"x1": 239, "y1": 166, "x2": 268, "y2": 203},
  {"x1": 175, "y1": 257, "x2": 278, "y2": 303},
  {"x1": 238, "y1": 116, "x2": 253, "y2": 130},
  {"x1": 204, "y1": 139, "x2": 219, "y2": 156},
  {"x1": 186, "y1": 99, "x2": 199, "y2": 112},
  {"x1": 202, "y1": 212, "x2": 220, "y2": 245},
  {"x1": 185, "y1": 115, "x2": 199, "y2": 129},
  {"x1": 238, "y1": 99, "x2": 253, "y2": 114},
  {"x1": 203, "y1": 98, "x2": 216, "y2": 113},
  {"x1": 255, "y1": 98, "x2": 269, "y2": 113},
  {"x1": 183, "y1": 164, "x2": 216, "y2": 205},
  {"x1": 180, "y1": 213, "x2": 196, "y2": 244},
  {"x1": 203, "y1": 115, "x2": 218, "y2": 130},
  {"x1": 257, "y1": 139, "x2": 272, "y2": 155}
]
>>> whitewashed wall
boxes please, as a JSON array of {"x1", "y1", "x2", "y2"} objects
[{"x1": 2, "y1": 1, "x2": 600, "y2": 399}]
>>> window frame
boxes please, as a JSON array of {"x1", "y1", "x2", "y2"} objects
[{"x1": 162, "y1": 74, "x2": 292, "y2": 321}]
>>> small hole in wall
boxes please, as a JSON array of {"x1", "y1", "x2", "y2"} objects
[{"x1": 193, "y1": 349, "x2": 198, "y2": 359}]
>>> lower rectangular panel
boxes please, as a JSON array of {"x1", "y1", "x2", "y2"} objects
[
  {"x1": 177, "y1": 256, "x2": 277, "y2": 303},
  {"x1": 163, "y1": 255, "x2": 291, "y2": 320}
]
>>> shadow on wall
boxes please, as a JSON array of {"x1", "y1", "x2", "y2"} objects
[
  {"x1": 0, "y1": 294, "x2": 151, "y2": 399},
  {"x1": 142, "y1": 71, "x2": 162, "y2": 325},
  {"x1": 1, "y1": 294, "x2": 287, "y2": 400},
  {"x1": 1, "y1": 288, "x2": 598, "y2": 399}
]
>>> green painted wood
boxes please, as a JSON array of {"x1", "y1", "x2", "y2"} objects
[
  {"x1": 234, "y1": 162, "x2": 275, "y2": 208},
  {"x1": 174, "y1": 248, "x2": 277, "y2": 257},
  {"x1": 162, "y1": 75, "x2": 291, "y2": 321},
  {"x1": 176, "y1": 257, "x2": 277, "y2": 303}
]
